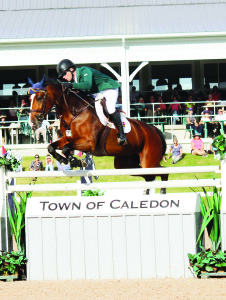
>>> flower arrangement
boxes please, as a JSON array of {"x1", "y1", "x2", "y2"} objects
[
  {"x1": 212, "y1": 135, "x2": 226, "y2": 161},
  {"x1": 0, "y1": 146, "x2": 22, "y2": 171}
]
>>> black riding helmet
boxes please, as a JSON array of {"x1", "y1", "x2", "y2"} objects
[{"x1": 56, "y1": 59, "x2": 76, "y2": 78}]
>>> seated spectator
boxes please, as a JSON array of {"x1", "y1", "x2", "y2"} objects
[
  {"x1": 168, "y1": 96, "x2": 182, "y2": 124},
  {"x1": 199, "y1": 110, "x2": 214, "y2": 137},
  {"x1": 56, "y1": 153, "x2": 71, "y2": 171},
  {"x1": 45, "y1": 154, "x2": 54, "y2": 171},
  {"x1": 0, "y1": 115, "x2": 10, "y2": 144},
  {"x1": 203, "y1": 94, "x2": 214, "y2": 115},
  {"x1": 130, "y1": 86, "x2": 139, "y2": 104},
  {"x1": 213, "y1": 108, "x2": 226, "y2": 135},
  {"x1": 19, "y1": 98, "x2": 30, "y2": 135},
  {"x1": 186, "y1": 108, "x2": 203, "y2": 135},
  {"x1": 191, "y1": 133, "x2": 208, "y2": 157},
  {"x1": 135, "y1": 97, "x2": 146, "y2": 118},
  {"x1": 211, "y1": 85, "x2": 221, "y2": 101},
  {"x1": 208, "y1": 137, "x2": 217, "y2": 155},
  {"x1": 156, "y1": 95, "x2": 167, "y2": 116},
  {"x1": 184, "y1": 95, "x2": 195, "y2": 114},
  {"x1": 167, "y1": 137, "x2": 183, "y2": 164},
  {"x1": 8, "y1": 99, "x2": 17, "y2": 122},
  {"x1": 146, "y1": 96, "x2": 157, "y2": 122},
  {"x1": 116, "y1": 95, "x2": 122, "y2": 110},
  {"x1": 35, "y1": 119, "x2": 52, "y2": 144},
  {"x1": 29, "y1": 154, "x2": 44, "y2": 171}
]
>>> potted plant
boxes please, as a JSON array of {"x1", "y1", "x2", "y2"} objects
[
  {"x1": 188, "y1": 134, "x2": 226, "y2": 278},
  {"x1": 0, "y1": 251, "x2": 27, "y2": 279}
]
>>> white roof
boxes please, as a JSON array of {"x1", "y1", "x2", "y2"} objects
[{"x1": 0, "y1": 0, "x2": 226, "y2": 40}]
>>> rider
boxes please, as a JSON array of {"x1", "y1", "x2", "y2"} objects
[{"x1": 56, "y1": 59, "x2": 128, "y2": 146}]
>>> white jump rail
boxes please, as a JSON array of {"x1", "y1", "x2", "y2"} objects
[{"x1": 4, "y1": 165, "x2": 222, "y2": 193}]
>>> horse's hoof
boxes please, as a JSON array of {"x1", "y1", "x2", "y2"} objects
[
  {"x1": 160, "y1": 188, "x2": 166, "y2": 194},
  {"x1": 70, "y1": 157, "x2": 78, "y2": 168},
  {"x1": 78, "y1": 159, "x2": 88, "y2": 168},
  {"x1": 60, "y1": 158, "x2": 68, "y2": 165}
]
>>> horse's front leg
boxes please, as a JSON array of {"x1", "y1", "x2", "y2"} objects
[
  {"x1": 62, "y1": 144, "x2": 87, "y2": 168},
  {"x1": 48, "y1": 137, "x2": 69, "y2": 165}
]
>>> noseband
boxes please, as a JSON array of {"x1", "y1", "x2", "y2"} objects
[{"x1": 30, "y1": 89, "x2": 55, "y2": 122}]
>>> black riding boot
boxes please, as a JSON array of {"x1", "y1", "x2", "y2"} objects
[{"x1": 109, "y1": 111, "x2": 128, "y2": 146}]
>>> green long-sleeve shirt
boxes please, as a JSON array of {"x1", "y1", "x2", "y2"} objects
[{"x1": 72, "y1": 66, "x2": 120, "y2": 93}]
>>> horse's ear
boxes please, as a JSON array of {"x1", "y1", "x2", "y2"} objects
[
  {"x1": 28, "y1": 77, "x2": 34, "y2": 86},
  {"x1": 40, "y1": 75, "x2": 46, "y2": 87}
]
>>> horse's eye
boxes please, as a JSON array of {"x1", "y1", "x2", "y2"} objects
[{"x1": 37, "y1": 96, "x2": 43, "y2": 101}]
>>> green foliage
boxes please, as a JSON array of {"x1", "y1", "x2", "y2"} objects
[
  {"x1": 188, "y1": 248, "x2": 226, "y2": 277},
  {"x1": 0, "y1": 149, "x2": 22, "y2": 171},
  {"x1": 0, "y1": 251, "x2": 27, "y2": 276},
  {"x1": 196, "y1": 181, "x2": 222, "y2": 252},
  {"x1": 212, "y1": 134, "x2": 226, "y2": 160},
  {"x1": 7, "y1": 191, "x2": 33, "y2": 254},
  {"x1": 82, "y1": 190, "x2": 105, "y2": 196}
]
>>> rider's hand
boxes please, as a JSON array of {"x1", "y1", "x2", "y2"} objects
[
  {"x1": 57, "y1": 79, "x2": 73, "y2": 89},
  {"x1": 62, "y1": 82, "x2": 73, "y2": 89}
]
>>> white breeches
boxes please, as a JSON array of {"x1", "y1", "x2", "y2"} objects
[{"x1": 95, "y1": 88, "x2": 118, "y2": 114}]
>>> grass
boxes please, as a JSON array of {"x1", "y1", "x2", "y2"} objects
[{"x1": 15, "y1": 153, "x2": 221, "y2": 197}]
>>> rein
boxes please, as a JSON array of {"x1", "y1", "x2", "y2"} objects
[{"x1": 30, "y1": 86, "x2": 96, "y2": 131}]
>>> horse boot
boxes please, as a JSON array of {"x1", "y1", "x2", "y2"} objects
[{"x1": 109, "y1": 111, "x2": 128, "y2": 146}]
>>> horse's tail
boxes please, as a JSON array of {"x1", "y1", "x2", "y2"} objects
[{"x1": 152, "y1": 125, "x2": 167, "y2": 157}]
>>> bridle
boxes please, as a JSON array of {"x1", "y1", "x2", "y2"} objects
[{"x1": 30, "y1": 86, "x2": 96, "y2": 130}]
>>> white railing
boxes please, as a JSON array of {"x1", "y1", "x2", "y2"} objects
[{"x1": 3, "y1": 164, "x2": 222, "y2": 193}]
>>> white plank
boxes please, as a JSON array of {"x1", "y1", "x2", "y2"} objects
[
  {"x1": 42, "y1": 218, "x2": 57, "y2": 280},
  {"x1": 70, "y1": 217, "x2": 86, "y2": 279},
  {"x1": 125, "y1": 215, "x2": 141, "y2": 279},
  {"x1": 55, "y1": 218, "x2": 71, "y2": 280},
  {"x1": 83, "y1": 216, "x2": 99, "y2": 279},
  {"x1": 140, "y1": 215, "x2": 156, "y2": 278},
  {"x1": 97, "y1": 216, "x2": 114, "y2": 279}
]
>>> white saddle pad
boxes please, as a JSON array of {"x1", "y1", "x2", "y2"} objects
[{"x1": 95, "y1": 99, "x2": 131, "y2": 133}]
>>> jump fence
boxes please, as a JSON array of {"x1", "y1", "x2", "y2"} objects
[{"x1": 0, "y1": 162, "x2": 225, "y2": 279}]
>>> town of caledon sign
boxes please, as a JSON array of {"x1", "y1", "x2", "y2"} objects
[{"x1": 26, "y1": 194, "x2": 200, "y2": 217}]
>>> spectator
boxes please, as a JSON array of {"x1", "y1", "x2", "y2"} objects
[
  {"x1": 45, "y1": 154, "x2": 54, "y2": 171},
  {"x1": 184, "y1": 95, "x2": 195, "y2": 114},
  {"x1": 168, "y1": 137, "x2": 183, "y2": 164},
  {"x1": 35, "y1": 119, "x2": 52, "y2": 144},
  {"x1": 162, "y1": 83, "x2": 173, "y2": 103},
  {"x1": 191, "y1": 133, "x2": 208, "y2": 157},
  {"x1": 135, "y1": 97, "x2": 146, "y2": 118},
  {"x1": 56, "y1": 153, "x2": 71, "y2": 171},
  {"x1": 8, "y1": 99, "x2": 17, "y2": 122},
  {"x1": 211, "y1": 85, "x2": 221, "y2": 101},
  {"x1": 116, "y1": 95, "x2": 122, "y2": 110},
  {"x1": 0, "y1": 115, "x2": 10, "y2": 144},
  {"x1": 168, "y1": 96, "x2": 182, "y2": 125},
  {"x1": 146, "y1": 96, "x2": 156, "y2": 122},
  {"x1": 19, "y1": 98, "x2": 30, "y2": 135},
  {"x1": 29, "y1": 154, "x2": 44, "y2": 171},
  {"x1": 204, "y1": 94, "x2": 214, "y2": 115},
  {"x1": 186, "y1": 108, "x2": 203, "y2": 135},
  {"x1": 80, "y1": 153, "x2": 99, "y2": 184},
  {"x1": 208, "y1": 137, "x2": 217, "y2": 155},
  {"x1": 156, "y1": 95, "x2": 167, "y2": 116},
  {"x1": 199, "y1": 110, "x2": 214, "y2": 138},
  {"x1": 144, "y1": 84, "x2": 156, "y2": 103},
  {"x1": 213, "y1": 108, "x2": 226, "y2": 135},
  {"x1": 130, "y1": 86, "x2": 139, "y2": 104}
]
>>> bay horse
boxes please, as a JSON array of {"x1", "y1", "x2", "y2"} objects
[{"x1": 29, "y1": 80, "x2": 168, "y2": 193}]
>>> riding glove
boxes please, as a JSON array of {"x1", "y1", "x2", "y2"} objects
[
  {"x1": 57, "y1": 80, "x2": 73, "y2": 89},
  {"x1": 62, "y1": 82, "x2": 73, "y2": 89}
]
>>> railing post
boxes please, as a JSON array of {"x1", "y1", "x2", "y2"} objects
[
  {"x1": 221, "y1": 160, "x2": 226, "y2": 204},
  {"x1": 0, "y1": 166, "x2": 8, "y2": 251}
]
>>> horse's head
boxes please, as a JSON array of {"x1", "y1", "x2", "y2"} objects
[{"x1": 29, "y1": 75, "x2": 54, "y2": 129}]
